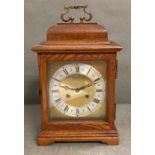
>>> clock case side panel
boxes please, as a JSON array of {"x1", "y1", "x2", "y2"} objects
[
  {"x1": 38, "y1": 54, "x2": 49, "y2": 130},
  {"x1": 37, "y1": 52, "x2": 118, "y2": 145}
]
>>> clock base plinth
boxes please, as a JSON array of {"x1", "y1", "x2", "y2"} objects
[
  {"x1": 37, "y1": 128, "x2": 119, "y2": 145},
  {"x1": 37, "y1": 138, "x2": 55, "y2": 146},
  {"x1": 100, "y1": 138, "x2": 119, "y2": 145}
]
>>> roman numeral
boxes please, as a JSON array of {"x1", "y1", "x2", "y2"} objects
[
  {"x1": 96, "y1": 89, "x2": 103, "y2": 92},
  {"x1": 75, "y1": 65, "x2": 79, "y2": 73},
  {"x1": 93, "y1": 78, "x2": 100, "y2": 83},
  {"x1": 63, "y1": 68, "x2": 69, "y2": 75},
  {"x1": 52, "y1": 77, "x2": 61, "y2": 82},
  {"x1": 93, "y1": 98, "x2": 100, "y2": 104},
  {"x1": 52, "y1": 90, "x2": 59, "y2": 93},
  {"x1": 87, "y1": 106, "x2": 91, "y2": 112},
  {"x1": 76, "y1": 108, "x2": 80, "y2": 116},
  {"x1": 87, "y1": 67, "x2": 91, "y2": 75},
  {"x1": 64, "y1": 105, "x2": 69, "y2": 112},
  {"x1": 55, "y1": 98, "x2": 61, "y2": 103}
]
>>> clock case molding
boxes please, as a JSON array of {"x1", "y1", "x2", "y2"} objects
[{"x1": 32, "y1": 23, "x2": 122, "y2": 145}]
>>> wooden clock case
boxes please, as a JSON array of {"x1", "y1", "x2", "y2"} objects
[{"x1": 32, "y1": 23, "x2": 122, "y2": 145}]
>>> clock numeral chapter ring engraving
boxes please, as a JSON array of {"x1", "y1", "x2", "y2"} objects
[
  {"x1": 50, "y1": 63, "x2": 105, "y2": 117},
  {"x1": 93, "y1": 98, "x2": 100, "y2": 104},
  {"x1": 64, "y1": 105, "x2": 69, "y2": 112},
  {"x1": 75, "y1": 65, "x2": 80, "y2": 73},
  {"x1": 63, "y1": 68, "x2": 69, "y2": 75}
]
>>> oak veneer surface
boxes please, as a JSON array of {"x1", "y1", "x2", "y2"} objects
[
  {"x1": 24, "y1": 104, "x2": 131, "y2": 155},
  {"x1": 32, "y1": 23, "x2": 122, "y2": 52},
  {"x1": 35, "y1": 53, "x2": 117, "y2": 144}
]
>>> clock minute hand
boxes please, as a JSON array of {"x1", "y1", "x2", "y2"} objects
[
  {"x1": 76, "y1": 83, "x2": 93, "y2": 91},
  {"x1": 78, "y1": 77, "x2": 102, "y2": 90}
]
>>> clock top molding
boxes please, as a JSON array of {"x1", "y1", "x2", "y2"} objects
[{"x1": 32, "y1": 23, "x2": 122, "y2": 53}]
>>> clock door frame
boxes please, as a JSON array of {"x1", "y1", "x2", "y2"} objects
[{"x1": 37, "y1": 52, "x2": 118, "y2": 145}]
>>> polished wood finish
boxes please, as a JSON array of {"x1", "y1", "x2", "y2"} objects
[
  {"x1": 32, "y1": 22, "x2": 122, "y2": 145},
  {"x1": 32, "y1": 23, "x2": 122, "y2": 52},
  {"x1": 47, "y1": 23, "x2": 108, "y2": 42}
]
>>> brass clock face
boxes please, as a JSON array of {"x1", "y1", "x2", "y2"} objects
[
  {"x1": 49, "y1": 63, "x2": 105, "y2": 117},
  {"x1": 48, "y1": 62, "x2": 107, "y2": 119}
]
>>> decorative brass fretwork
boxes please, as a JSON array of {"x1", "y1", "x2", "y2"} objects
[{"x1": 60, "y1": 5, "x2": 92, "y2": 23}]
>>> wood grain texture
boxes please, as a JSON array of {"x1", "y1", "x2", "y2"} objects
[
  {"x1": 32, "y1": 22, "x2": 122, "y2": 145},
  {"x1": 37, "y1": 127, "x2": 118, "y2": 145},
  {"x1": 47, "y1": 23, "x2": 108, "y2": 42},
  {"x1": 32, "y1": 23, "x2": 122, "y2": 53},
  {"x1": 37, "y1": 53, "x2": 118, "y2": 145},
  {"x1": 32, "y1": 43, "x2": 122, "y2": 53},
  {"x1": 24, "y1": 104, "x2": 131, "y2": 155}
]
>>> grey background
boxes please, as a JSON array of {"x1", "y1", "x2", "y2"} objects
[{"x1": 24, "y1": 0, "x2": 131, "y2": 104}]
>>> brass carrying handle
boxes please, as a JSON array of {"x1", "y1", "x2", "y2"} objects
[{"x1": 60, "y1": 5, "x2": 92, "y2": 23}]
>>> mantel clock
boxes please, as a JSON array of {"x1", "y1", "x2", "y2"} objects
[{"x1": 32, "y1": 5, "x2": 123, "y2": 145}]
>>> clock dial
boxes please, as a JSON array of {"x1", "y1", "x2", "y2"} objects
[{"x1": 49, "y1": 63, "x2": 105, "y2": 117}]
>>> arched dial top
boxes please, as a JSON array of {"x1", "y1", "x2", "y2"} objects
[{"x1": 49, "y1": 63, "x2": 105, "y2": 117}]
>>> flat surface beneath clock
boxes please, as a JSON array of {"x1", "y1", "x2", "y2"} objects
[{"x1": 24, "y1": 104, "x2": 130, "y2": 155}]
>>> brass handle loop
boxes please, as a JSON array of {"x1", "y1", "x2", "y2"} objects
[{"x1": 60, "y1": 5, "x2": 92, "y2": 23}]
